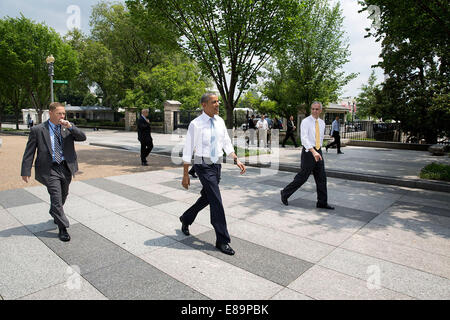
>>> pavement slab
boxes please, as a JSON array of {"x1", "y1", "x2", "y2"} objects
[
  {"x1": 288, "y1": 265, "x2": 412, "y2": 300},
  {"x1": 139, "y1": 241, "x2": 283, "y2": 300},
  {"x1": 318, "y1": 248, "x2": 450, "y2": 300},
  {"x1": 0, "y1": 235, "x2": 72, "y2": 300},
  {"x1": 35, "y1": 223, "x2": 136, "y2": 275},
  {"x1": 180, "y1": 230, "x2": 314, "y2": 286},
  {"x1": 340, "y1": 234, "x2": 450, "y2": 279},
  {"x1": 83, "y1": 256, "x2": 207, "y2": 300},
  {"x1": 0, "y1": 188, "x2": 44, "y2": 209},
  {"x1": 19, "y1": 277, "x2": 108, "y2": 300}
]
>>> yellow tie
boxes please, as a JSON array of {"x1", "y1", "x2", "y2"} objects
[{"x1": 315, "y1": 119, "x2": 321, "y2": 150}]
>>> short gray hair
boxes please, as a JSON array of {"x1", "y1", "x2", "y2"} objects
[
  {"x1": 141, "y1": 108, "x2": 149, "y2": 114},
  {"x1": 311, "y1": 101, "x2": 322, "y2": 109},
  {"x1": 200, "y1": 92, "x2": 217, "y2": 105}
]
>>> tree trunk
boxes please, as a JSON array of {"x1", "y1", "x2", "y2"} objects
[
  {"x1": 14, "y1": 105, "x2": 20, "y2": 130},
  {"x1": 225, "y1": 102, "x2": 234, "y2": 129}
]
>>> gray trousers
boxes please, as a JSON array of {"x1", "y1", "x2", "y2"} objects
[{"x1": 46, "y1": 162, "x2": 72, "y2": 229}]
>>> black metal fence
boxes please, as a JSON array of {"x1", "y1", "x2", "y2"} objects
[
  {"x1": 325, "y1": 121, "x2": 404, "y2": 142},
  {"x1": 174, "y1": 110, "x2": 202, "y2": 130},
  {"x1": 325, "y1": 120, "x2": 449, "y2": 145},
  {"x1": 0, "y1": 114, "x2": 23, "y2": 124}
]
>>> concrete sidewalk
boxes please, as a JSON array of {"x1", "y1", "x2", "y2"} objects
[
  {"x1": 1, "y1": 128, "x2": 449, "y2": 301},
  {"x1": 1, "y1": 162, "x2": 450, "y2": 300}
]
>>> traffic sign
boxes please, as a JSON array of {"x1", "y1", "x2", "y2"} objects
[{"x1": 53, "y1": 80, "x2": 68, "y2": 84}]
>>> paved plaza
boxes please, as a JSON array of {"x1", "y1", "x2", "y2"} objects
[{"x1": 0, "y1": 128, "x2": 449, "y2": 300}]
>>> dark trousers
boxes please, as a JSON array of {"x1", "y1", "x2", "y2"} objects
[
  {"x1": 282, "y1": 131, "x2": 298, "y2": 147},
  {"x1": 281, "y1": 148, "x2": 328, "y2": 206},
  {"x1": 140, "y1": 139, "x2": 153, "y2": 162},
  {"x1": 46, "y1": 162, "x2": 72, "y2": 229},
  {"x1": 327, "y1": 131, "x2": 341, "y2": 152},
  {"x1": 181, "y1": 161, "x2": 230, "y2": 244}
]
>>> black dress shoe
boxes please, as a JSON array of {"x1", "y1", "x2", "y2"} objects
[
  {"x1": 216, "y1": 242, "x2": 235, "y2": 255},
  {"x1": 280, "y1": 190, "x2": 288, "y2": 206},
  {"x1": 58, "y1": 227, "x2": 71, "y2": 242},
  {"x1": 189, "y1": 171, "x2": 198, "y2": 178},
  {"x1": 337, "y1": 151, "x2": 344, "y2": 154},
  {"x1": 142, "y1": 161, "x2": 148, "y2": 166},
  {"x1": 179, "y1": 216, "x2": 190, "y2": 236},
  {"x1": 316, "y1": 203, "x2": 335, "y2": 210}
]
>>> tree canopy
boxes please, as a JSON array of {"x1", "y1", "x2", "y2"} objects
[
  {"x1": 359, "y1": 0, "x2": 450, "y2": 143},
  {"x1": 263, "y1": 0, "x2": 357, "y2": 119},
  {"x1": 0, "y1": 15, "x2": 78, "y2": 124},
  {"x1": 129, "y1": 0, "x2": 299, "y2": 127}
]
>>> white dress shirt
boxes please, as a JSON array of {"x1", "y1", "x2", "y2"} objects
[
  {"x1": 256, "y1": 119, "x2": 269, "y2": 130},
  {"x1": 331, "y1": 119, "x2": 340, "y2": 132},
  {"x1": 300, "y1": 115, "x2": 326, "y2": 152},
  {"x1": 182, "y1": 112, "x2": 234, "y2": 163}
]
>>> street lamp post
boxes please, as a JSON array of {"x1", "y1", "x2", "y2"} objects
[{"x1": 46, "y1": 55, "x2": 55, "y2": 103}]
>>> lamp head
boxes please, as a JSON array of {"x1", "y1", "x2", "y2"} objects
[{"x1": 46, "y1": 55, "x2": 55, "y2": 64}]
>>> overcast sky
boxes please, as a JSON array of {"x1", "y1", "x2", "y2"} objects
[{"x1": 0, "y1": 0, "x2": 384, "y2": 98}]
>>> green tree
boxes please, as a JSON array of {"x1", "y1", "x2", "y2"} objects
[
  {"x1": 360, "y1": 0, "x2": 450, "y2": 143},
  {"x1": 236, "y1": 91, "x2": 262, "y2": 112},
  {"x1": 122, "y1": 54, "x2": 209, "y2": 112},
  {"x1": 0, "y1": 16, "x2": 78, "y2": 123},
  {"x1": 130, "y1": 0, "x2": 299, "y2": 127},
  {"x1": 264, "y1": 0, "x2": 357, "y2": 118},
  {"x1": 80, "y1": 1, "x2": 180, "y2": 108},
  {"x1": 356, "y1": 70, "x2": 379, "y2": 119}
]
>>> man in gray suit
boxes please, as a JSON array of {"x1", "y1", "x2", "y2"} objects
[{"x1": 21, "y1": 102, "x2": 86, "y2": 241}]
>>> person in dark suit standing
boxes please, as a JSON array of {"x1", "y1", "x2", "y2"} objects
[
  {"x1": 247, "y1": 114, "x2": 256, "y2": 145},
  {"x1": 282, "y1": 115, "x2": 298, "y2": 147},
  {"x1": 137, "y1": 109, "x2": 153, "y2": 166},
  {"x1": 280, "y1": 102, "x2": 334, "y2": 210},
  {"x1": 21, "y1": 102, "x2": 86, "y2": 241},
  {"x1": 180, "y1": 93, "x2": 246, "y2": 255}
]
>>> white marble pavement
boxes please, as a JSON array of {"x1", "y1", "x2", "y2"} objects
[{"x1": 1, "y1": 165, "x2": 449, "y2": 300}]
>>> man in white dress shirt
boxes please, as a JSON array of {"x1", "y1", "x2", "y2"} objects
[
  {"x1": 256, "y1": 114, "x2": 269, "y2": 148},
  {"x1": 180, "y1": 93, "x2": 246, "y2": 255},
  {"x1": 280, "y1": 101, "x2": 334, "y2": 210}
]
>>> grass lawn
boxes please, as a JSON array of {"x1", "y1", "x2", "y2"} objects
[
  {"x1": 233, "y1": 146, "x2": 271, "y2": 157},
  {"x1": 419, "y1": 162, "x2": 450, "y2": 182}
]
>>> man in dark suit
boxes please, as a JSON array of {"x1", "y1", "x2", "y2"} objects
[
  {"x1": 137, "y1": 109, "x2": 153, "y2": 166},
  {"x1": 21, "y1": 102, "x2": 86, "y2": 241},
  {"x1": 247, "y1": 114, "x2": 256, "y2": 145},
  {"x1": 282, "y1": 115, "x2": 298, "y2": 147}
]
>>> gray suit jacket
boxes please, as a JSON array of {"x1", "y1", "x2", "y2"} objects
[{"x1": 21, "y1": 120, "x2": 87, "y2": 186}]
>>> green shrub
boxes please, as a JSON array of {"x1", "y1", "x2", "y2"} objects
[{"x1": 419, "y1": 163, "x2": 450, "y2": 182}]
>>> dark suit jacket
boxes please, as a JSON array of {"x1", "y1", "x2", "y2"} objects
[
  {"x1": 247, "y1": 118, "x2": 256, "y2": 129},
  {"x1": 21, "y1": 121, "x2": 86, "y2": 186},
  {"x1": 137, "y1": 116, "x2": 152, "y2": 142},
  {"x1": 287, "y1": 120, "x2": 295, "y2": 133}
]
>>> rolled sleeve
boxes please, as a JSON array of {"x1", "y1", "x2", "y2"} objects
[
  {"x1": 182, "y1": 123, "x2": 195, "y2": 163},
  {"x1": 301, "y1": 120, "x2": 313, "y2": 151},
  {"x1": 223, "y1": 126, "x2": 235, "y2": 156}
]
